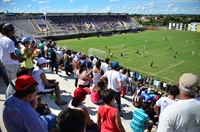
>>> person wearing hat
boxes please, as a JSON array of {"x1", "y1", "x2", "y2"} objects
[
  {"x1": 158, "y1": 73, "x2": 200, "y2": 132},
  {"x1": 100, "y1": 62, "x2": 123, "y2": 116},
  {"x1": 68, "y1": 88, "x2": 99, "y2": 132},
  {"x1": 32, "y1": 57, "x2": 67, "y2": 105},
  {"x1": 20, "y1": 36, "x2": 34, "y2": 74},
  {"x1": 3, "y1": 75, "x2": 51, "y2": 132},
  {"x1": 0, "y1": 23, "x2": 24, "y2": 82}
]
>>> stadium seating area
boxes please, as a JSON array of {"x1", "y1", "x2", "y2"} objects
[
  {"x1": 0, "y1": 14, "x2": 138, "y2": 38},
  {"x1": 47, "y1": 15, "x2": 132, "y2": 32}
]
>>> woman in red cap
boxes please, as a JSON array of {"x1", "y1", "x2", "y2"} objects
[{"x1": 68, "y1": 88, "x2": 99, "y2": 132}]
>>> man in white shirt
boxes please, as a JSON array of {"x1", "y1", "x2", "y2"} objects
[
  {"x1": 100, "y1": 62, "x2": 123, "y2": 116},
  {"x1": 0, "y1": 23, "x2": 23, "y2": 82},
  {"x1": 158, "y1": 73, "x2": 200, "y2": 132},
  {"x1": 154, "y1": 85, "x2": 179, "y2": 117},
  {"x1": 101, "y1": 58, "x2": 109, "y2": 72}
]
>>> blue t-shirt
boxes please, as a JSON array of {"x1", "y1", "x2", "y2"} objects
[{"x1": 3, "y1": 96, "x2": 48, "y2": 132}]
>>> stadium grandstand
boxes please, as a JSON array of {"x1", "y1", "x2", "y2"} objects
[{"x1": 0, "y1": 13, "x2": 142, "y2": 39}]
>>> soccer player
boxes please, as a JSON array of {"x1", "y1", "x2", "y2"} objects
[
  {"x1": 192, "y1": 51, "x2": 195, "y2": 56},
  {"x1": 150, "y1": 61, "x2": 153, "y2": 67},
  {"x1": 142, "y1": 52, "x2": 144, "y2": 57},
  {"x1": 174, "y1": 53, "x2": 176, "y2": 58}
]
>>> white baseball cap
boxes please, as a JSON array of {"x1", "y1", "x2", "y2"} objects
[{"x1": 37, "y1": 57, "x2": 49, "y2": 65}]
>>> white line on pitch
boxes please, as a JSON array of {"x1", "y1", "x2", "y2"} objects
[
  {"x1": 153, "y1": 61, "x2": 185, "y2": 75},
  {"x1": 131, "y1": 67, "x2": 173, "y2": 82}
]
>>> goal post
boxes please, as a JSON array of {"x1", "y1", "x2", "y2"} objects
[{"x1": 88, "y1": 48, "x2": 106, "y2": 60}]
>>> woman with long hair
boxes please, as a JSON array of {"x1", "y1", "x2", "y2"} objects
[
  {"x1": 68, "y1": 88, "x2": 99, "y2": 132},
  {"x1": 90, "y1": 81, "x2": 105, "y2": 105},
  {"x1": 76, "y1": 62, "x2": 92, "y2": 88},
  {"x1": 86, "y1": 60, "x2": 104, "y2": 87}
]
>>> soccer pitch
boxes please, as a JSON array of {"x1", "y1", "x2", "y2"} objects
[{"x1": 57, "y1": 30, "x2": 200, "y2": 84}]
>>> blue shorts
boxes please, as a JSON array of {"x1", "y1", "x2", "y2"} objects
[
  {"x1": 0, "y1": 63, "x2": 8, "y2": 76},
  {"x1": 41, "y1": 114, "x2": 57, "y2": 131}
]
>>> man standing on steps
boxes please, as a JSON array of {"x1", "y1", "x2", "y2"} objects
[
  {"x1": 100, "y1": 62, "x2": 123, "y2": 116},
  {"x1": 0, "y1": 23, "x2": 24, "y2": 82}
]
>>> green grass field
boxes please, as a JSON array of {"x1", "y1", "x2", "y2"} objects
[{"x1": 57, "y1": 30, "x2": 200, "y2": 84}]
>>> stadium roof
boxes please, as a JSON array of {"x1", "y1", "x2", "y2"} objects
[{"x1": 45, "y1": 13, "x2": 128, "y2": 16}]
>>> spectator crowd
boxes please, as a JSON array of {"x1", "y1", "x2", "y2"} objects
[{"x1": 0, "y1": 22, "x2": 200, "y2": 132}]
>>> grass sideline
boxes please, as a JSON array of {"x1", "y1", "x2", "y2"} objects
[{"x1": 57, "y1": 30, "x2": 200, "y2": 84}]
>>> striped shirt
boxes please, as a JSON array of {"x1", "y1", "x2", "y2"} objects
[{"x1": 130, "y1": 108, "x2": 149, "y2": 132}]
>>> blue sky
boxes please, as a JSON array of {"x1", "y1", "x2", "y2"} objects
[{"x1": 0, "y1": 0, "x2": 200, "y2": 14}]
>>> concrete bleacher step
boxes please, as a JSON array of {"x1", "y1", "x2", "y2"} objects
[
  {"x1": 40, "y1": 94, "x2": 62, "y2": 115},
  {"x1": 0, "y1": 66, "x2": 157, "y2": 132}
]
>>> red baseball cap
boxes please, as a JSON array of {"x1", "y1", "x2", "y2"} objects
[
  {"x1": 15, "y1": 75, "x2": 37, "y2": 91},
  {"x1": 74, "y1": 88, "x2": 88, "y2": 100}
]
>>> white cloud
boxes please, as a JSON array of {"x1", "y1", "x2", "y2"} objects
[
  {"x1": 116, "y1": 6, "x2": 128, "y2": 13},
  {"x1": 13, "y1": 6, "x2": 24, "y2": 12},
  {"x1": 145, "y1": 2, "x2": 154, "y2": 9},
  {"x1": 172, "y1": 7, "x2": 179, "y2": 12},
  {"x1": 167, "y1": 2, "x2": 176, "y2": 8},
  {"x1": 164, "y1": 2, "x2": 176, "y2": 12},
  {"x1": 11, "y1": 2, "x2": 16, "y2": 5},
  {"x1": 70, "y1": 0, "x2": 74, "y2": 2},
  {"x1": 92, "y1": 6, "x2": 111, "y2": 13},
  {"x1": 32, "y1": 0, "x2": 36, "y2": 2},
  {"x1": 75, "y1": 5, "x2": 88, "y2": 13},
  {"x1": 27, "y1": 4, "x2": 32, "y2": 8},
  {"x1": 0, "y1": 7, "x2": 7, "y2": 12},
  {"x1": 109, "y1": 0, "x2": 120, "y2": 2},
  {"x1": 175, "y1": 0, "x2": 200, "y2": 2},
  {"x1": 38, "y1": 1, "x2": 49, "y2": 4},
  {"x1": 103, "y1": 6, "x2": 111, "y2": 12},
  {"x1": 3, "y1": 0, "x2": 12, "y2": 3},
  {"x1": 38, "y1": 6, "x2": 51, "y2": 12}
]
